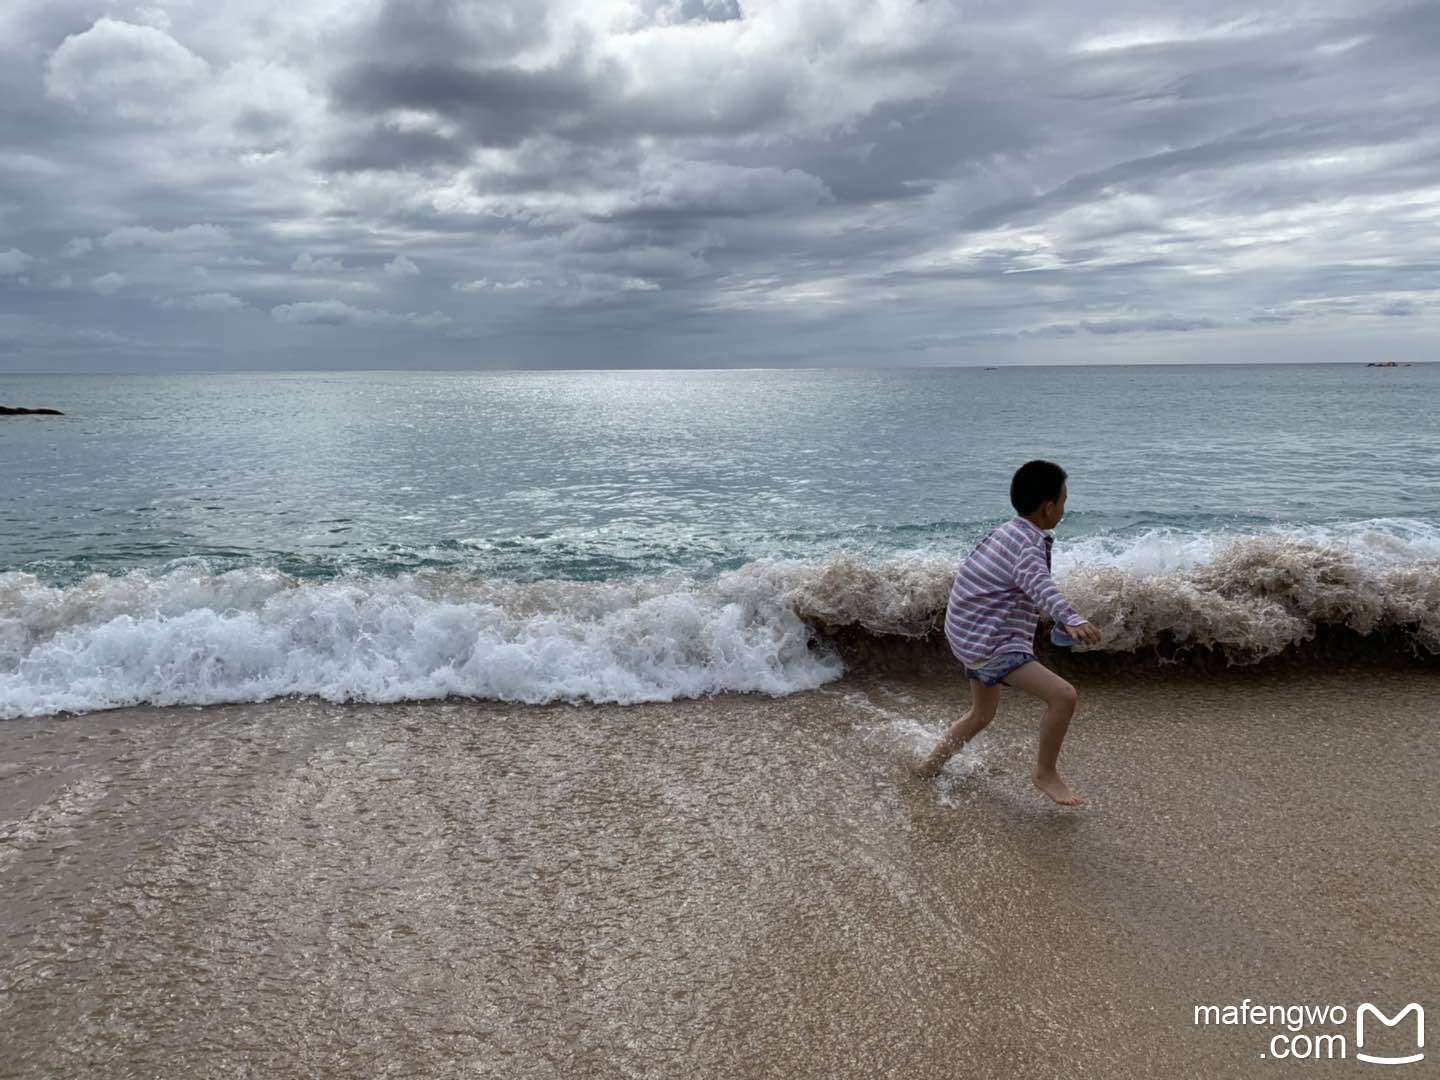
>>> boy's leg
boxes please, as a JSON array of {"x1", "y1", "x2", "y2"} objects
[
  {"x1": 997, "y1": 662, "x2": 1083, "y2": 805},
  {"x1": 911, "y1": 678, "x2": 1002, "y2": 778}
]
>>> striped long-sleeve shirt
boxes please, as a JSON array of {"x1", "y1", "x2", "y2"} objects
[{"x1": 944, "y1": 516, "x2": 1085, "y2": 666}]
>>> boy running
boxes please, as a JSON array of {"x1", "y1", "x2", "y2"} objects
[{"x1": 912, "y1": 460, "x2": 1101, "y2": 805}]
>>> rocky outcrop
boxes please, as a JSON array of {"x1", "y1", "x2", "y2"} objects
[{"x1": 0, "y1": 406, "x2": 64, "y2": 415}]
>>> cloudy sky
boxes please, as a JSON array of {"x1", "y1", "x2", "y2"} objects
[{"x1": 1, "y1": 0, "x2": 1438, "y2": 370}]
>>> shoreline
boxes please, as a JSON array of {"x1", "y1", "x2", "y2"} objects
[{"x1": 2, "y1": 667, "x2": 1437, "y2": 1078}]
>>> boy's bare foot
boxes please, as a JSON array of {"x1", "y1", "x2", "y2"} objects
[
  {"x1": 1032, "y1": 769, "x2": 1084, "y2": 806},
  {"x1": 909, "y1": 755, "x2": 944, "y2": 779}
]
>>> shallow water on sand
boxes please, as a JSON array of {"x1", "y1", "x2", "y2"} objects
[{"x1": 2, "y1": 669, "x2": 1437, "y2": 1078}]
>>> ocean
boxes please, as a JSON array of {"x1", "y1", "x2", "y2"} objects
[{"x1": 2, "y1": 363, "x2": 1438, "y2": 718}]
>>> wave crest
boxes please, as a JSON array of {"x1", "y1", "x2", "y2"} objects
[
  {"x1": 2, "y1": 533, "x2": 1438, "y2": 717},
  {"x1": 793, "y1": 536, "x2": 1440, "y2": 666},
  {"x1": 0, "y1": 562, "x2": 842, "y2": 718}
]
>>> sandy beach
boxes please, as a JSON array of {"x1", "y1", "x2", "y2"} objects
[{"x1": 2, "y1": 664, "x2": 1436, "y2": 1078}]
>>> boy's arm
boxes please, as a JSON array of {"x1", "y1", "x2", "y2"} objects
[{"x1": 1013, "y1": 545, "x2": 1085, "y2": 627}]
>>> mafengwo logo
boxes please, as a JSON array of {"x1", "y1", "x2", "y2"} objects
[
  {"x1": 1356, "y1": 1003, "x2": 1424, "y2": 1066},
  {"x1": 1192, "y1": 1000, "x2": 1425, "y2": 1063}
]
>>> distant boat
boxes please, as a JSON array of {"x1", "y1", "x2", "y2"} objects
[{"x1": 1364, "y1": 361, "x2": 1410, "y2": 367}]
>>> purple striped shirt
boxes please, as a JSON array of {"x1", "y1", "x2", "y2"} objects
[{"x1": 944, "y1": 516, "x2": 1084, "y2": 666}]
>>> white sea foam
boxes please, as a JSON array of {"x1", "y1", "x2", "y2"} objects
[
  {"x1": 2, "y1": 520, "x2": 1438, "y2": 718},
  {"x1": 0, "y1": 562, "x2": 843, "y2": 718}
]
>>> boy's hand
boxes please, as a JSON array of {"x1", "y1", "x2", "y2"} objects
[{"x1": 1068, "y1": 621, "x2": 1103, "y2": 646}]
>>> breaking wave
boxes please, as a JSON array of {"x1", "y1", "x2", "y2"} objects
[{"x1": 3, "y1": 524, "x2": 1439, "y2": 718}]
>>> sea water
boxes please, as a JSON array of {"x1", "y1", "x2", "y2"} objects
[{"x1": 2, "y1": 364, "x2": 1437, "y2": 717}]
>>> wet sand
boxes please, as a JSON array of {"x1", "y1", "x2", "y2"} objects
[{"x1": 2, "y1": 666, "x2": 1437, "y2": 1079}]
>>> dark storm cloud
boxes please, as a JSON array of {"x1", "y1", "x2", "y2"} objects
[
  {"x1": 318, "y1": 127, "x2": 473, "y2": 173},
  {"x1": 714, "y1": 88, "x2": 1037, "y2": 204},
  {"x1": 353, "y1": 0, "x2": 552, "y2": 65},
  {"x1": 673, "y1": 0, "x2": 743, "y2": 23},
  {"x1": 1, "y1": 0, "x2": 1438, "y2": 371},
  {"x1": 1075, "y1": 315, "x2": 1224, "y2": 335},
  {"x1": 329, "y1": 61, "x2": 600, "y2": 150}
]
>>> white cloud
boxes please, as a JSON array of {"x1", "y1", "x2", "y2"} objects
[
  {"x1": 212, "y1": 58, "x2": 323, "y2": 148},
  {"x1": 61, "y1": 237, "x2": 94, "y2": 258},
  {"x1": 614, "y1": 277, "x2": 659, "y2": 292},
  {"x1": 45, "y1": 15, "x2": 322, "y2": 149},
  {"x1": 588, "y1": 159, "x2": 835, "y2": 219},
  {"x1": 91, "y1": 272, "x2": 127, "y2": 294},
  {"x1": 452, "y1": 272, "x2": 659, "y2": 303},
  {"x1": 45, "y1": 18, "x2": 209, "y2": 121},
  {"x1": 384, "y1": 255, "x2": 420, "y2": 277},
  {"x1": 476, "y1": 271, "x2": 664, "y2": 308},
  {"x1": 101, "y1": 224, "x2": 230, "y2": 249},
  {"x1": 0, "y1": 249, "x2": 34, "y2": 275},
  {"x1": 270, "y1": 300, "x2": 451, "y2": 328},
  {"x1": 1074, "y1": 17, "x2": 1280, "y2": 55},
  {"x1": 135, "y1": 7, "x2": 173, "y2": 32},
  {"x1": 453, "y1": 277, "x2": 543, "y2": 292},
  {"x1": 293, "y1": 252, "x2": 345, "y2": 273},
  {"x1": 165, "y1": 291, "x2": 246, "y2": 311}
]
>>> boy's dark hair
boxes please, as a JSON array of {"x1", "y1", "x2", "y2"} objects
[{"x1": 1010, "y1": 460, "x2": 1067, "y2": 515}]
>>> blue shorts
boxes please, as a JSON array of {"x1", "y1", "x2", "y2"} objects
[{"x1": 963, "y1": 651, "x2": 1035, "y2": 687}]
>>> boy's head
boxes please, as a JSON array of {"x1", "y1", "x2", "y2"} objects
[{"x1": 1010, "y1": 460, "x2": 1068, "y2": 526}]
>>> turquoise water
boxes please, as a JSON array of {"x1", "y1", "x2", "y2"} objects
[
  {"x1": 3, "y1": 364, "x2": 1437, "y2": 717},
  {"x1": 4, "y1": 365, "x2": 1436, "y2": 583}
]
